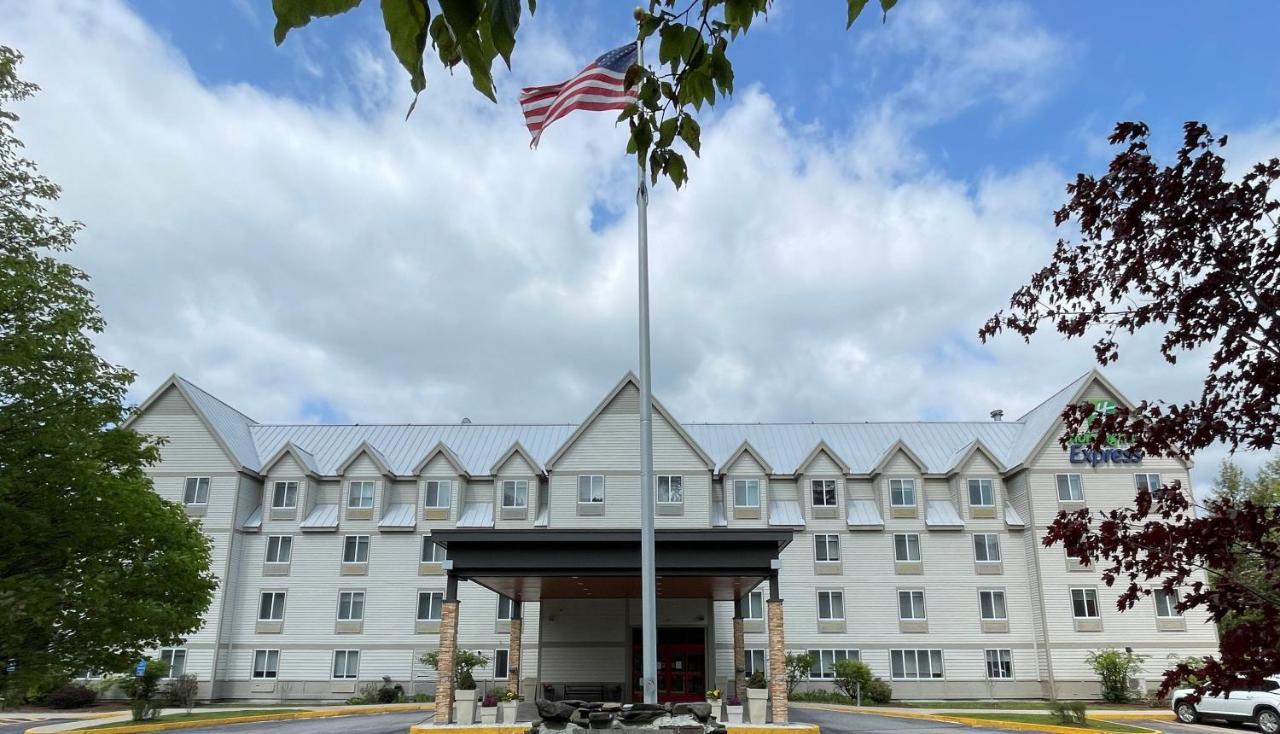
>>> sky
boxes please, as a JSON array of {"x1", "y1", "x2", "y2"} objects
[{"x1": 2, "y1": 0, "x2": 1277, "y2": 491}]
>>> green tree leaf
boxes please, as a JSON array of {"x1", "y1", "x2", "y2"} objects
[
  {"x1": 379, "y1": 0, "x2": 430, "y2": 104},
  {"x1": 272, "y1": 0, "x2": 363, "y2": 45},
  {"x1": 678, "y1": 115, "x2": 701, "y2": 156},
  {"x1": 490, "y1": 0, "x2": 521, "y2": 69},
  {"x1": 846, "y1": 0, "x2": 870, "y2": 29}
]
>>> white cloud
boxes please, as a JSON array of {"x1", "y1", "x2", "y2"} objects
[{"x1": 0, "y1": 0, "x2": 1267, "y2": 492}]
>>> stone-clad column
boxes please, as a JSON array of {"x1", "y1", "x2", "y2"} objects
[
  {"x1": 732, "y1": 596, "x2": 746, "y2": 698},
  {"x1": 767, "y1": 570, "x2": 787, "y2": 723},
  {"x1": 434, "y1": 573, "x2": 460, "y2": 724},
  {"x1": 508, "y1": 601, "x2": 523, "y2": 695}
]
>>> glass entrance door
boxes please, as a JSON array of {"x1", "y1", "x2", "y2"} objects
[{"x1": 631, "y1": 627, "x2": 706, "y2": 702}]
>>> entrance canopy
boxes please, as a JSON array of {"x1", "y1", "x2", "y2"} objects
[{"x1": 430, "y1": 528, "x2": 793, "y2": 602}]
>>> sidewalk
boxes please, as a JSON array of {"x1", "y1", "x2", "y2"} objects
[
  {"x1": 24, "y1": 703, "x2": 434, "y2": 734},
  {"x1": 793, "y1": 702, "x2": 1174, "y2": 720}
]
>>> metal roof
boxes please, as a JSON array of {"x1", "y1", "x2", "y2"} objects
[
  {"x1": 767, "y1": 500, "x2": 805, "y2": 527},
  {"x1": 174, "y1": 376, "x2": 261, "y2": 470},
  {"x1": 846, "y1": 499, "x2": 884, "y2": 528},
  {"x1": 300, "y1": 504, "x2": 339, "y2": 530},
  {"x1": 1004, "y1": 504, "x2": 1026, "y2": 528},
  {"x1": 457, "y1": 502, "x2": 494, "y2": 528},
  {"x1": 925, "y1": 500, "x2": 965, "y2": 529},
  {"x1": 378, "y1": 503, "x2": 417, "y2": 530},
  {"x1": 710, "y1": 499, "x2": 727, "y2": 527},
  {"x1": 241, "y1": 506, "x2": 262, "y2": 531}
]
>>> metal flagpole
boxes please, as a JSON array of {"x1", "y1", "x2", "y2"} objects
[{"x1": 634, "y1": 36, "x2": 659, "y2": 707}]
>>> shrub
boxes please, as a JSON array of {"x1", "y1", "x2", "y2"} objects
[
  {"x1": 863, "y1": 677, "x2": 892, "y2": 705},
  {"x1": 43, "y1": 684, "x2": 97, "y2": 709},
  {"x1": 482, "y1": 694, "x2": 498, "y2": 707},
  {"x1": 1049, "y1": 699, "x2": 1088, "y2": 725},
  {"x1": 421, "y1": 650, "x2": 489, "y2": 691},
  {"x1": 727, "y1": 695, "x2": 741, "y2": 706},
  {"x1": 832, "y1": 659, "x2": 873, "y2": 702},
  {"x1": 499, "y1": 689, "x2": 520, "y2": 702},
  {"x1": 115, "y1": 660, "x2": 170, "y2": 721},
  {"x1": 1086, "y1": 648, "x2": 1145, "y2": 704},
  {"x1": 745, "y1": 672, "x2": 767, "y2": 689},
  {"x1": 788, "y1": 690, "x2": 855, "y2": 705},
  {"x1": 413, "y1": 693, "x2": 433, "y2": 703},
  {"x1": 166, "y1": 675, "x2": 199, "y2": 714},
  {"x1": 783, "y1": 653, "x2": 816, "y2": 697},
  {"x1": 346, "y1": 683, "x2": 378, "y2": 705}
]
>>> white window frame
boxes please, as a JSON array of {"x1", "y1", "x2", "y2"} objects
[
  {"x1": 417, "y1": 591, "x2": 443, "y2": 622},
  {"x1": 577, "y1": 475, "x2": 605, "y2": 504},
  {"x1": 1071, "y1": 587, "x2": 1100, "y2": 619},
  {"x1": 159, "y1": 648, "x2": 186, "y2": 679},
  {"x1": 501, "y1": 479, "x2": 528, "y2": 509},
  {"x1": 889, "y1": 478, "x2": 916, "y2": 507},
  {"x1": 424, "y1": 480, "x2": 451, "y2": 509},
  {"x1": 493, "y1": 648, "x2": 510, "y2": 680},
  {"x1": 271, "y1": 480, "x2": 299, "y2": 510},
  {"x1": 967, "y1": 478, "x2": 994, "y2": 507},
  {"x1": 337, "y1": 591, "x2": 366, "y2": 622},
  {"x1": 258, "y1": 591, "x2": 286, "y2": 622},
  {"x1": 985, "y1": 649, "x2": 1014, "y2": 680},
  {"x1": 342, "y1": 535, "x2": 370, "y2": 564},
  {"x1": 973, "y1": 533, "x2": 1002, "y2": 563},
  {"x1": 266, "y1": 535, "x2": 292, "y2": 563},
  {"x1": 733, "y1": 479, "x2": 761, "y2": 508},
  {"x1": 1135, "y1": 473, "x2": 1162, "y2": 495},
  {"x1": 744, "y1": 649, "x2": 767, "y2": 677},
  {"x1": 656, "y1": 475, "x2": 684, "y2": 505},
  {"x1": 1154, "y1": 588, "x2": 1182, "y2": 618},
  {"x1": 252, "y1": 649, "x2": 279, "y2": 679},
  {"x1": 890, "y1": 649, "x2": 944, "y2": 680},
  {"x1": 814, "y1": 534, "x2": 840, "y2": 563},
  {"x1": 817, "y1": 590, "x2": 845, "y2": 621},
  {"x1": 332, "y1": 649, "x2": 360, "y2": 680},
  {"x1": 347, "y1": 480, "x2": 375, "y2": 509},
  {"x1": 183, "y1": 476, "x2": 210, "y2": 505},
  {"x1": 893, "y1": 533, "x2": 922, "y2": 562},
  {"x1": 806, "y1": 649, "x2": 860, "y2": 680},
  {"x1": 811, "y1": 479, "x2": 837, "y2": 508},
  {"x1": 979, "y1": 590, "x2": 1008, "y2": 621},
  {"x1": 743, "y1": 590, "x2": 764, "y2": 621},
  {"x1": 421, "y1": 536, "x2": 446, "y2": 563},
  {"x1": 1056, "y1": 473, "x2": 1085, "y2": 502},
  {"x1": 897, "y1": 590, "x2": 927, "y2": 621}
]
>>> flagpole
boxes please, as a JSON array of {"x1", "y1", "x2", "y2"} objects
[{"x1": 634, "y1": 35, "x2": 659, "y2": 707}]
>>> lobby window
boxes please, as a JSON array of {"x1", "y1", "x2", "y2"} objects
[
  {"x1": 578, "y1": 475, "x2": 605, "y2": 504},
  {"x1": 657, "y1": 475, "x2": 683, "y2": 504},
  {"x1": 1154, "y1": 589, "x2": 1182, "y2": 618},
  {"x1": 967, "y1": 479, "x2": 994, "y2": 508},
  {"x1": 897, "y1": 590, "x2": 926, "y2": 621},
  {"x1": 811, "y1": 479, "x2": 837, "y2": 508},
  {"x1": 343, "y1": 535, "x2": 370, "y2": 563},
  {"x1": 733, "y1": 479, "x2": 760, "y2": 508},
  {"x1": 332, "y1": 650, "x2": 360, "y2": 680},
  {"x1": 502, "y1": 479, "x2": 528, "y2": 509},
  {"x1": 979, "y1": 590, "x2": 1008, "y2": 621},
  {"x1": 814, "y1": 534, "x2": 840, "y2": 562},
  {"x1": 337, "y1": 591, "x2": 365, "y2": 621},
  {"x1": 889, "y1": 478, "x2": 916, "y2": 507},
  {"x1": 817, "y1": 590, "x2": 844, "y2": 621},
  {"x1": 266, "y1": 535, "x2": 292, "y2": 563},
  {"x1": 258, "y1": 592, "x2": 286, "y2": 621},
  {"x1": 890, "y1": 649, "x2": 944, "y2": 680},
  {"x1": 807, "y1": 649, "x2": 859, "y2": 680},
  {"x1": 252, "y1": 649, "x2": 279, "y2": 679},
  {"x1": 743, "y1": 590, "x2": 764, "y2": 621},
  {"x1": 417, "y1": 591, "x2": 443, "y2": 622},
  {"x1": 893, "y1": 533, "x2": 922, "y2": 563},
  {"x1": 159, "y1": 648, "x2": 186, "y2": 678},
  {"x1": 1136, "y1": 473, "x2": 1163, "y2": 497},
  {"x1": 493, "y1": 649, "x2": 510, "y2": 680},
  {"x1": 1056, "y1": 474, "x2": 1084, "y2": 502},
  {"x1": 271, "y1": 481, "x2": 298, "y2": 509},
  {"x1": 1071, "y1": 588, "x2": 1100, "y2": 619},
  {"x1": 424, "y1": 480, "x2": 451, "y2": 509},
  {"x1": 183, "y1": 477, "x2": 210, "y2": 505},
  {"x1": 744, "y1": 649, "x2": 767, "y2": 677},
  {"x1": 973, "y1": 534, "x2": 1002, "y2": 563},
  {"x1": 497, "y1": 595, "x2": 516, "y2": 621},
  {"x1": 421, "y1": 536, "x2": 446, "y2": 563},
  {"x1": 347, "y1": 480, "x2": 375, "y2": 509},
  {"x1": 985, "y1": 649, "x2": 1014, "y2": 680}
]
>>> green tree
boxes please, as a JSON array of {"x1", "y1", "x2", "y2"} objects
[
  {"x1": 1212, "y1": 456, "x2": 1280, "y2": 637},
  {"x1": 269, "y1": 0, "x2": 896, "y2": 188},
  {"x1": 782, "y1": 652, "x2": 814, "y2": 697},
  {"x1": 1085, "y1": 648, "x2": 1145, "y2": 704},
  {"x1": 831, "y1": 659, "x2": 872, "y2": 702},
  {"x1": 0, "y1": 48, "x2": 218, "y2": 703}
]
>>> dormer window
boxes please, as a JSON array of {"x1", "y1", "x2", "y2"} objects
[
  {"x1": 271, "y1": 481, "x2": 298, "y2": 510},
  {"x1": 967, "y1": 479, "x2": 994, "y2": 508},
  {"x1": 423, "y1": 480, "x2": 450, "y2": 509},
  {"x1": 502, "y1": 479, "x2": 528, "y2": 509},
  {"x1": 811, "y1": 479, "x2": 837, "y2": 508},
  {"x1": 890, "y1": 478, "x2": 916, "y2": 507},
  {"x1": 733, "y1": 479, "x2": 760, "y2": 508},
  {"x1": 347, "y1": 481, "x2": 375, "y2": 509},
  {"x1": 578, "y1": 475, "x2": 605, "y2": 504}
]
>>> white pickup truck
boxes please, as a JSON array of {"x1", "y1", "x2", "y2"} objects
[{"x1": 1173, "y1": 676, "x2": 1280, "y2": 734}]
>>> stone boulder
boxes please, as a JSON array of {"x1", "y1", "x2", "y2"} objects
[
  {"x1": 536, "y1": 699, "x2": 577, "y2": 722},
  {"x1": 670, "y1": 703, "x2": 712, "y2": 722}
]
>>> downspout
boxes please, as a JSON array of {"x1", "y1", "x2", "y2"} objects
[{"x1": 1021, "y1": 469, "x2": 1058, "y2": 696}]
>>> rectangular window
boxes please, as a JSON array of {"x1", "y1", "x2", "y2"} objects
[
  {"x1": 159, "y1": 648, "x2": 186, "y2": 678},
  {"x1": 337, "y1": 591, "x2": 365, "y2": 621},
  {"x1": 968, "y1": 478, "x2": 994, "y2": 507},
  {"x1": 890, "y1": 649, "x2": 944, "y2": 680},
  {"x1": 811, "y1": 479, "x2": 837, "y2": 507},
  {"x1": 493, "y1": 649, "x2": 510, "y2": 680},
  {"x1": 657, "y1": 475, "x2": 683, "y2": 504},
  {"x1": 889, "y1": 478, "x2": 916, "y2": 507},
  {"x1": 252, "y1": 649, "x2": 279, "y2": 679},
  {"x1": 985, "y1": 649, "x2": 1013, "y2": 680},
  {"x1": 733, "y1": 479, "x2": 760, "y2": 508},
  {"x1": 973, "y1": 534, "x2": 1002, "y2": 562},
  {"x1": 343, "y1": 535, "x2": 370, "y2": 563},
  {"x1": 424, "y1": 480, "x2": 450, "y2": 508},
  {"x1": 347, "y1": 480, "x2": 375, "y2": 508},
  {"x1": 893, "y1": 533, "x2": 921, "y2": 562},
  {"x1": 332, "y1": 650, "x2": 360, "y2": 680},
  {"x1": 266, "y1": 535, "x2": 292, "y2": 563},
  {"x1": 1136, "y1": 473, "x2": 1163, "y2": 497},
  {"x1": 501, "y1": 479, "x2": 528, "y2": 509},
  {"x1": 817, "y1": 590, "x2": 844, "y2": 621},
  {"x1": 1071, "y1": 588, "x2": 1100, "y2": 619},
  {"x1": 979, "y1": 590, "x2": 1008, "y2": 621},
  {"x1": 271, "y1": 481, "x2": 298, "y2": 509},
  {"x1": 814, "y1": 534, "x2": 840, "y2": 562},
  {"x1": 421, "y1": 536, "x2": 445, "y2": 563},
  {"x1": 577, "y1": 475, "x2": 605, "y2": 504},
  {"x1": 183, "y1": 477, "x2": 210, "y2": 505},
  {"x1": 744, "y1": 590, "x2": 764, "y2": 621},
  {"x1": 897, "y1": 590, "x2": 926, "y2": 620},
  {"x1": 497, "y1": 595, "x2": 516, "y2": 621},
  {"x1": 744, "y1": 649, "x2": 767, "y2": 677},
  {"x1": 1154, "y1": 588, "x2": 1182, "y2": 618},
  {"x1": 417, "y1": 591, "x2": 443, "y2": 622},
  {"x1": 806, "y1": 649, "x2": 860, "y2": 679},
  {"x1": 1056, "y1": 474, "x2": 1084, "y2": 502},
  {"x1": 258, "y1": 592, "x2": 286, "y2": 621}
]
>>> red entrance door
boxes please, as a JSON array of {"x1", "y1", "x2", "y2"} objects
[{"x1": 631, "y1": 628, "x2": 706, "y2": 702}]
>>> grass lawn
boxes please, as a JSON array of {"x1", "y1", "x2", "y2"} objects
[
  {"x1": 84, "y1": 709, "x2": 311, "y2": 729},
  {"x1": 957, "y1": 713, "x2": 1153, "y2": 732}
]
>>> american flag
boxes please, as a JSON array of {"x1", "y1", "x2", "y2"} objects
[{"x1": 520, "y1": 43, "x2": 638, "y2": 147}]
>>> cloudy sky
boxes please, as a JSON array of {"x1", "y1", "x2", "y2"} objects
[{"x1": 2, "y1": 1, "x2": 1277, "y2": 489}]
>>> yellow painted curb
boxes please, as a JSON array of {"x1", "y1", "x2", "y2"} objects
[
  {"x1": 936, "y1": 714, "x2": 1162, "y2": 734},
  {"x1": 726, "y1": 725, "x2": 820, "y2": 734},
  {"x1": 408, "y1": 725, "x2": 527, "y2": 734},
  {"x1": 1094, "y1": 713, "x2": 1175, "y2": 721},
  {"x1": 36, "y1": 703, "x2": 435, "y2": 734}
]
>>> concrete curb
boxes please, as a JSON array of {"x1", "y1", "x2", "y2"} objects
[
  {"x1": 791, "y1": 703, "x2": 1166, "y2": 734},
  {"x1": 27, "y1": 703, "x2": 435, "y2": 734},
  {"x1": 936, "y1": 714, "x2": 1162, "y2": 734}
]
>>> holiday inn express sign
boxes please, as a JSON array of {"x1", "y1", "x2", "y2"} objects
[{"x1": 1067, "y1": 399, "x2": 1145, "y2": 466}]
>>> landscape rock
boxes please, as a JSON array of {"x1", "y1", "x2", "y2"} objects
[{"x1": 537, "y1": 699, "x2": 578, "y2": 722}]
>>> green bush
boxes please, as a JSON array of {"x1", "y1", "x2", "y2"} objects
[
  {"x1": 784, "y1": 653, "x2": 816, "y2": 697},
  {"x1": 746, "y1": 672, "x2": 767, "y2": 689},
  {"x1": 832, "y1": 659, "x2": 873, "y2": 702},
  {"x1": 789, "y1": 690, "x2": 855, "y2": 705},
  {"x1": 1085, "y1": 648, "x2": 1145, "y2": 704},
  {"x1": 165, "y1": 675, "x2": 199, "y2": 714},
  {"x1": 43, "y1": 683, "x2": 97, "y2": 709},
  {"x1": 115, "y1": 660, "x2": 170, "y2": 722},
  {"x1": 1049, "y1": 699, "x2": 1088, "y2": 724},
  {"x1": 863, "y1": 677, "x2": 892, "y2": 705},
  {"x1": 421, "y1": 650, "x2": 489, "y2": 691}
]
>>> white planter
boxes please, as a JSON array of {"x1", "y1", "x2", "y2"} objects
[
  {"x1": 726, "y1": 705, "x2": 744, "y2": 724},
  {"x1": 454, "y1": 689, "x2": 477, "y2": 724},
  {"x1": 500, "y1": 700, "x2": 519, "y2": 723},
  {"x1": 706, "y1": 698, "x2": 722, "y2": 720},
  {"x1": 746, "y1": 688, "x2": 768, "y2": 723},
  {"x1": 480, "y1": 706, "x2": 498, "y2": 724}
]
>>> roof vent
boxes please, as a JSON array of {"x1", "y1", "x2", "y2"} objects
[
  {"x1": 990, "y1": 410, "x2": 1004, "y2": 422},
  {"x1": 461, "y1": 417, "x2": 472, "y2": 424}
]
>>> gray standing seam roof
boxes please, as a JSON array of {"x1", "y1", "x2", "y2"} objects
[
  {"x1": 767, "y1": 500, "x2": 805, "y2": 527},
  {"x1": 175, "y1": 376, "x2": 261, "y2": 470},
  {"x1": 846, "y1": 499, "x2": 884, "y2": 528}
]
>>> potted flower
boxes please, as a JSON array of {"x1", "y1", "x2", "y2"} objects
[
  {"x1": 725, "y1": 695, "x2": 744, "y2": 724},
  {"x1": 421, "y1": 649, "x2": 490, "y2": 724},
  {"x1": 499, "y1": 689, "x2": 521, "y2": 723},
  {"x1": 705, "y1": 688, "x2": 722, "y2": 719},
  {"x1": 745, "y1": 672, "x2": 769, "y2": 723},
  {"x1": 479, "y1": 693, "x2": 498, "y2": 724}
]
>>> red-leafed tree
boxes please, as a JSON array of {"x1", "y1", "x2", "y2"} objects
[{"x1": 979, "y1": 121, "x2": 1280, "y2": 699}]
